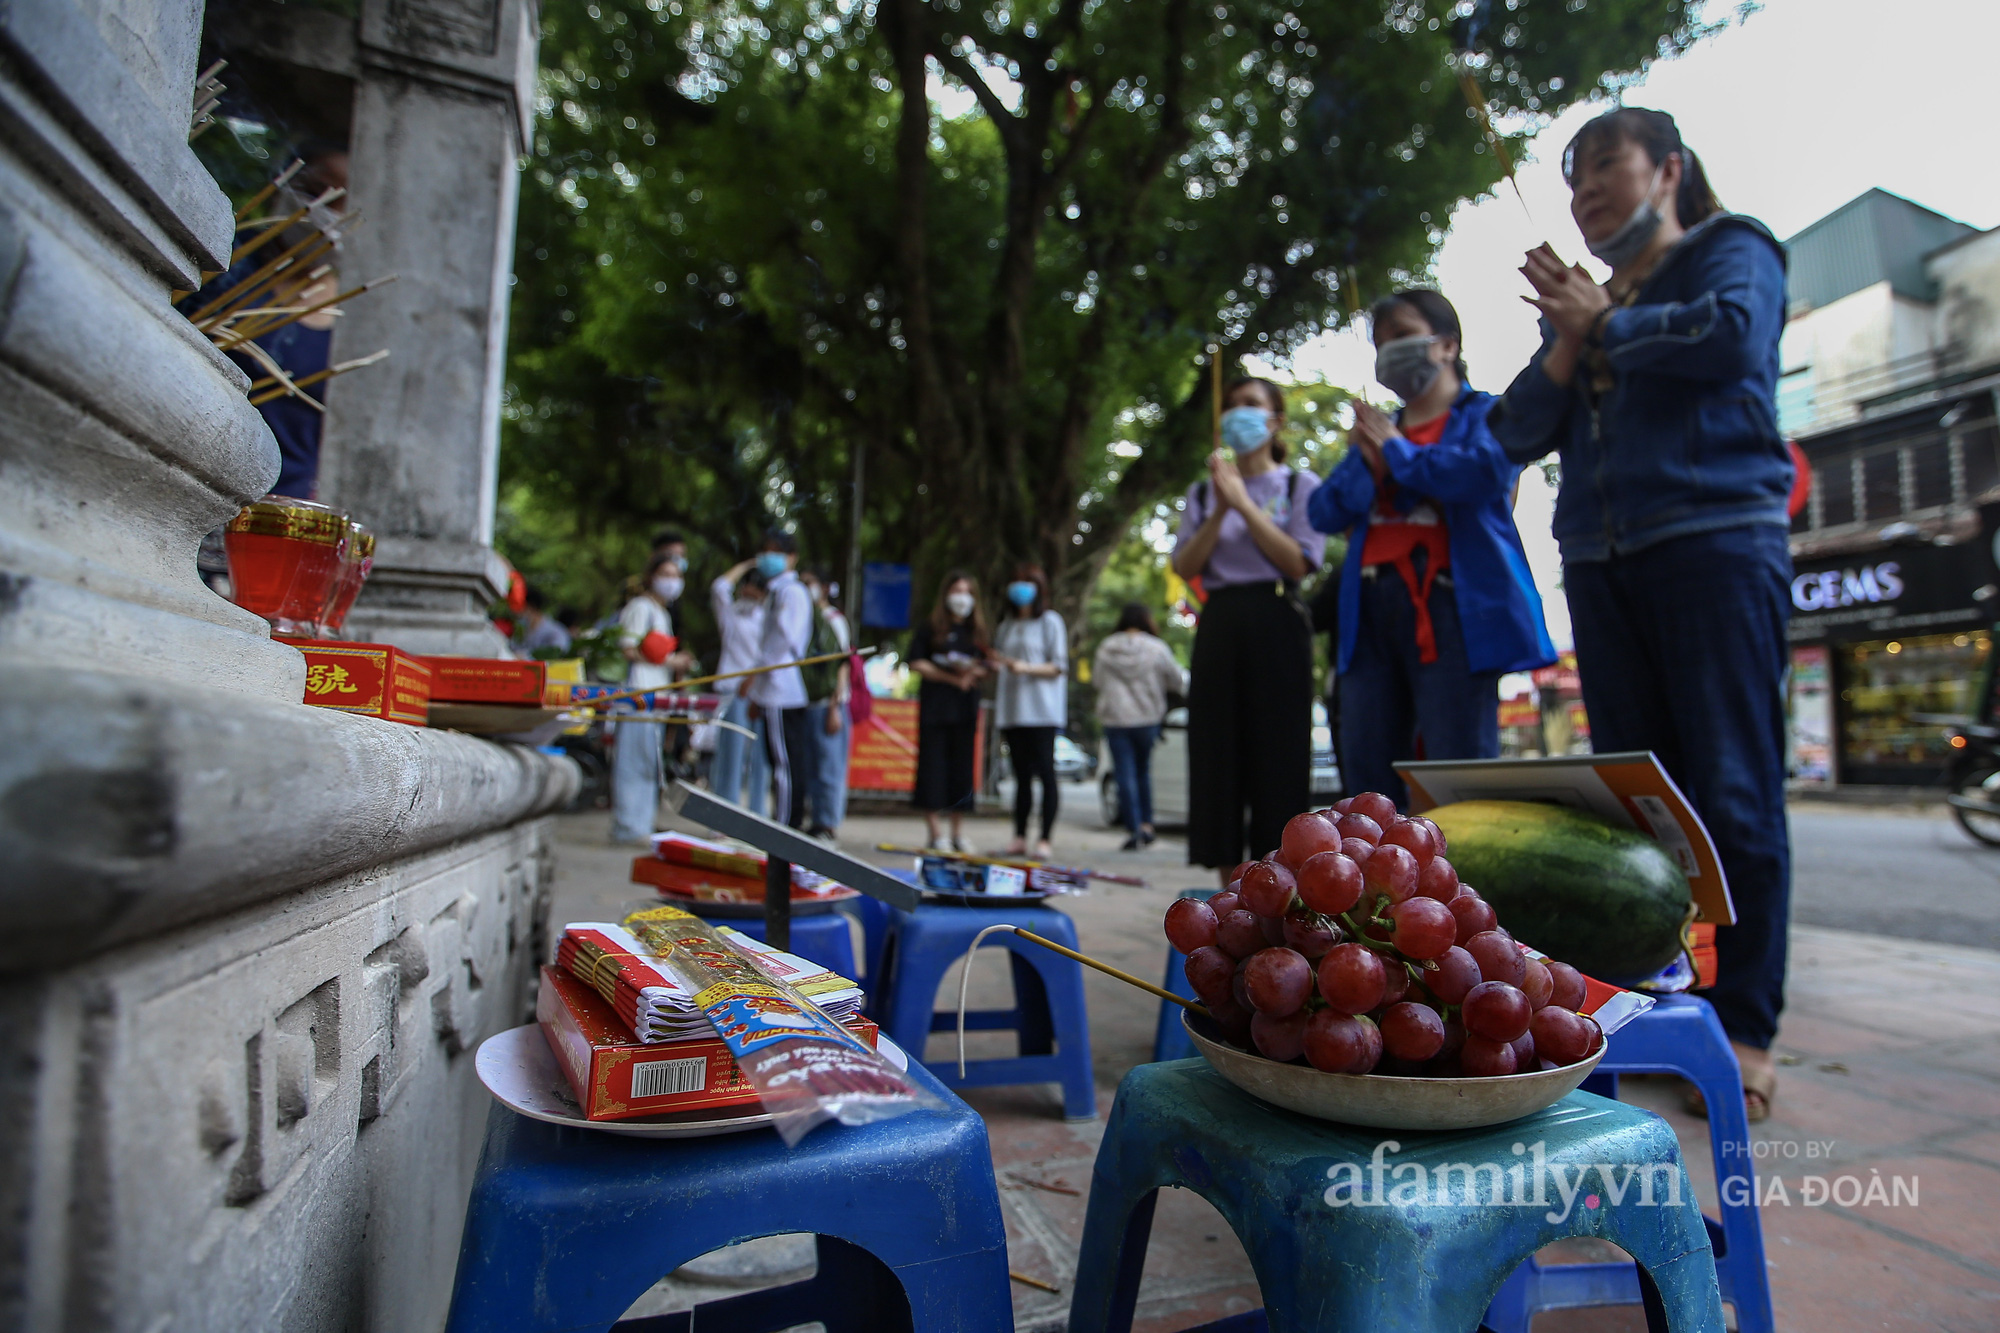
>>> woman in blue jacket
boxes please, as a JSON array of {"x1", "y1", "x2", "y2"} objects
[
  {"x1": 1493, "y1": 107, "x2": 1791, "y2": 1120},
  {"x1": 1309, "y1": 289, "x2": 1555, "y2": 811}
]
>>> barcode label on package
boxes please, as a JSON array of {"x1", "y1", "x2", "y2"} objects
[{"x1": 631, "y1": 1056, "x2": 707, "y2": 1098}]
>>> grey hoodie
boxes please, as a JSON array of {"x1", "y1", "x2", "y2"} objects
[{"x1": 1092, "y1": 630, "x2": 1187, "y2": 729}]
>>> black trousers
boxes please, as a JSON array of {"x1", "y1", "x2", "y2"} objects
[
  {"x1": 1566, "y1": 525, "x2": 1794, "y2": 1048},
  {"x1": 762, "y1": 704, "x2": 818, "y2": 830},
  {"x1": 1186, "y1": 581, "x2": 1314, "y2": 868},
  {"x1": 1004, "y1": 725, "x2": 1060, "y2": 840}
]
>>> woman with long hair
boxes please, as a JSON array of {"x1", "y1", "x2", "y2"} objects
[
  {"x1": 1093, "y1": 602, "x2": 1187, "y2": 850},
  {"x1": 908, "y1": 570, "x2": 991, "y2": 852},
  {"x1": 992, "y1": 563, "x2": 1068, "y2": 859},
  {"x1": 1172, "y1": 376, "x2": 1325, "y2": 879},
  {"x1": 1307, "y1": 288, "x2": 1556, "y2": 809},
  {"x1": 1493, "y1": 106, "x2": 1792, "y2": 1121}
]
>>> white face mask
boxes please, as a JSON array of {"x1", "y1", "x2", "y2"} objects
[
  {"x1": 652, "y1": 575, "x2": 683, "y2": 603},
  {"x1": 1587, "y1": 160, "x2": 1671, "y2": 269},
  {"x1": 945, "y1": 591, "x2": 975, "y2": 619}
]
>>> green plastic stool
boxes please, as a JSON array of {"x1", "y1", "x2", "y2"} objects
[{"x1": 1067, "y1": 1061, "x2": 1724, "y2": 1333}]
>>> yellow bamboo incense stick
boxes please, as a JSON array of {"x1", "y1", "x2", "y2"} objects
[
  {"x1": 579, "y1": 645, "x2": 875, "y2": 709},
  {"x1": 215, "y1": 275, "x2": 396, "y2": 350},
  {"x1": 247, "y1": 349, "x2": 390, "y2": 405},
  {"x1": 233, "y1": 160, "x2": 305, "y2": 224},
  {"x1": 184, "y1": 230, "x2": 333, "y2": 324},
  {"x1": 1209, "y1": 344, "x2": 1222, "y2": 448},
  {"x1": 956, "y1": 924, "x2": 1207, "y2": 1077},
  {"x1": 1457, "y1": 68, "x2": 1536, "y2": 229}
]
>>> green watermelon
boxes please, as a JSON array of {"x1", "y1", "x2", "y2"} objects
[{"x1": 1426, "y1": 800, "x2": 1692, "y2": 983}]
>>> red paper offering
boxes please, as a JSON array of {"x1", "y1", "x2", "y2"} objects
[
  {"x1": 537, "y1": 966, "x2": 879, "y2": 1121},
  {"x1": 224, "y1": 496, "x2": 348, "y2": 635}
]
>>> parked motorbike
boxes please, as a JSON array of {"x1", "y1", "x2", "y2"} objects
[{"x1": 1920, "y1": 636, "x2": 2000, "y2": 845}]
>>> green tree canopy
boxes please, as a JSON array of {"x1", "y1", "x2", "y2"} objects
[{"x1": 503, "y1": 0, "x2": 1712, "y2": 650}]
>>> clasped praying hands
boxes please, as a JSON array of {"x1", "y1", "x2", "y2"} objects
[{"x1": 1520, "y1": 243, "x2": 1612, "y2": 343}]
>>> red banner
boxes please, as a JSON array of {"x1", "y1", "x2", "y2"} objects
[{"x1": 846, "y1": 697, "x2": 986, "y2": 794}]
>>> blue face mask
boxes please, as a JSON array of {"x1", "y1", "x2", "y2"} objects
[
  {"x1": 1006, "y1": 581, "x2": 1037, "y2": 608},
  {"x1": 1219, "y1": 405, "x2": 1272, "y2": 454},
  {"x1": 755, "y1": 552, "x2": 789, "y2": 579}
]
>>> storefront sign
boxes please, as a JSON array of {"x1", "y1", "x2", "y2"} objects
[{"x1": 1787, "y1": 540, "x2": 1994, "y2": 642}]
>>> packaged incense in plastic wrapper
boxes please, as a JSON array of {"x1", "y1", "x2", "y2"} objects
[{"x1": 620, "y1": 905, "x2": 937, "y2": 1143}]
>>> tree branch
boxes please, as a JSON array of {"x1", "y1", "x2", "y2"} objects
[{"x1": 930, "y1": 46, "x2": 1025, "y2": 154}]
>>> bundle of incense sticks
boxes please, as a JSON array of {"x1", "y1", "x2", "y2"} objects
[
  {"x1": 171, "y1": 161, "x2": 394, "y2": 410},
  {"x1": 558, "y1": 922, "x2": 863, "y2": 1043},
  {"x1": 619, "y1": 905, "x2": 931, "y2": 1145}
]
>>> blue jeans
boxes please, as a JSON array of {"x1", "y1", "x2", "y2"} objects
[
  {"x1": 1338, "y1": 569, "x2": 1500, "y2": 812},
  {"x1": 807, "y1": 701, "x2": 850, "y2": 832},
  {"x1": 1565, "y1": 523, "x2": 1793, "y2": 1049},
  {"x1": 1104, "y1": 725, "x2": 1159, "y2": 835},
  {"x1": 708, "y1": 693, "x2": 769, "y2": 816},
  {"x1": 610, "y1": 718, "x2": 664, "y2": 842}
]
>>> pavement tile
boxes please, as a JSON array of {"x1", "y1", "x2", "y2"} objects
[
  {"x1": 1938, "y1": 1128, "x2": 2000, "y2": 1169},
  {"x1": 1813, "y1": 1153, "x2": 2000, "y2": 1272},
  {"x1": 1761, "y1": 1199, "x2": 2000, "y2": 1332},
  {"x1": 1747, "y1": 1075, "x2": 1981, "y2": 1164}
]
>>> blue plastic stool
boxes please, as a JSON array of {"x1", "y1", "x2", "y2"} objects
[
  {"x1": 696, "y1": 910, "x2": 859, "y2": 983},
  {"x1": 444, "y1": 1057, "x2": 1012, "y2": 1333},
  {"x1": 872, "y1": 901, "x2": 1096, "y2": 1120},
  {"x1": 1152, "y1": 888, "x2": 1221, "y2": 1064},
  {"x1": 1069, "y1": 1060, "x2": 1724, "y2": 1333},
  {"x1": 1485, "y1": 993, "x2": 1773, "y2": 1333},
  {"x1": 847, "y1": 893, "x2": 895, "y2": 983}
]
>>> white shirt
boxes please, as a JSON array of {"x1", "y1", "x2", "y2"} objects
[
  {"x1": 745, "y1": 569, "x2": 810, "y2": 709},
  {"x1": 993, "y1": 610, "x2": 1068, "y2": 730},
  {"x1": 618, "y1": 595, "x2": 674, "y2": 691},
  {"x1": 710, "y1": 574, "x2": 767, "y2": 694}
]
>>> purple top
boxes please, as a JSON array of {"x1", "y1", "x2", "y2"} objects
[{"x1": 1174, "y1": 467, "x2": 1326, "y2": 588}]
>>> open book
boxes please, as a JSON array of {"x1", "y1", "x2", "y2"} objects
[{"x1": 1394, "y1": 752, "x2": 1735, "y2": 926}]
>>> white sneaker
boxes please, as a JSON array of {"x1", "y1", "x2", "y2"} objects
[{"x1": 926, "y1": 836, "x2": 950, "y2": 852}]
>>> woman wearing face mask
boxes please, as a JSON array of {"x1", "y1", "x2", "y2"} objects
[
  {"x1": 1307, "y1": 289, "x2": 1556, "y2": 810},
  {"x1": 611, "y1": 551, "x2": 696, "y2": 843},
  {"x1": 706, "y1": 559, "x2": 770, "y2": 815},
  {"x1": 1172, "y1": 377, "x2": 1325, "y2": 880},
  {"x1": 991, "y1": 564, "x2": 1068, "y2": 860},
  {"x1": 1491, "y1": 107, "x2": 1791, "y2": 1121},
  {"x1": 908, "y1": 572, "x2": 991, "y2": 851}
]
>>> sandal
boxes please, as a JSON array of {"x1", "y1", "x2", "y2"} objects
[{"x1": 1682, "y1": 1049, "x2": 1776, "y2": 1124}]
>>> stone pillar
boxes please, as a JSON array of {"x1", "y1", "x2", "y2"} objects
[
  {"x1": 0, "y1": 0, "x2": 574, "y2": 1326},
  {"x1": 313, "y1": 0, "x2": 539, "y2": 656}
]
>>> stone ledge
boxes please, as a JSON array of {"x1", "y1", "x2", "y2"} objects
[{"x1": 0, "y1": 664, "x2": 579, "y2": 970}]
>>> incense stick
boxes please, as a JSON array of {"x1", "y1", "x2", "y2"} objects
[
  {"x1": 581, "y1": 646, "x2": 876, "y2": 708},
  {"x1": 246, "y1": 349, "x2": 390, "y2": 405},
  {"x1": 956, "y1": 923, "x2": 1207, "y2": 1077},
  {"x1": 1209, "y1": 343, "x2": 1222, "y2": 448},
  {"x1": 1456, "y1": 68, "x2": 1536, "y2": 229},
  {"x1": 233, "y1": 161, "x2": 305, "y2": 224},
  {"x1": 872, "y1": 843, "x2": 1147, "y2": 888},
  {"x1": 214, "y1": 275, "x2": 397, "y2": 350}
]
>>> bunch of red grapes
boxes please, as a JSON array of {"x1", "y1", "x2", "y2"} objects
[{"x1": 1163, "y1": 792, "x2": 1603, "y2": 1078}]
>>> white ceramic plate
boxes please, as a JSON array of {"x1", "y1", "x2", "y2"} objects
[
  {"x1": 474, "y1": 1024, "x2": 911, "y2": 1139},
  {"x1": 1185, "y1": 1011, "x2": 1605, "y2": 1132}
]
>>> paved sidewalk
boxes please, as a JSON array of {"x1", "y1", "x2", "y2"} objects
[{"x1": 544, "y1": 799, "x2": 2000, "y2": 1332}]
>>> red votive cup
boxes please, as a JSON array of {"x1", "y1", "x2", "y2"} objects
[
  {"x1": 318, "y1": 520, "x2": 375, "y2": 636},
  {"x1": 224, "y1": 496, "x2": 348, "y2": 636}
]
